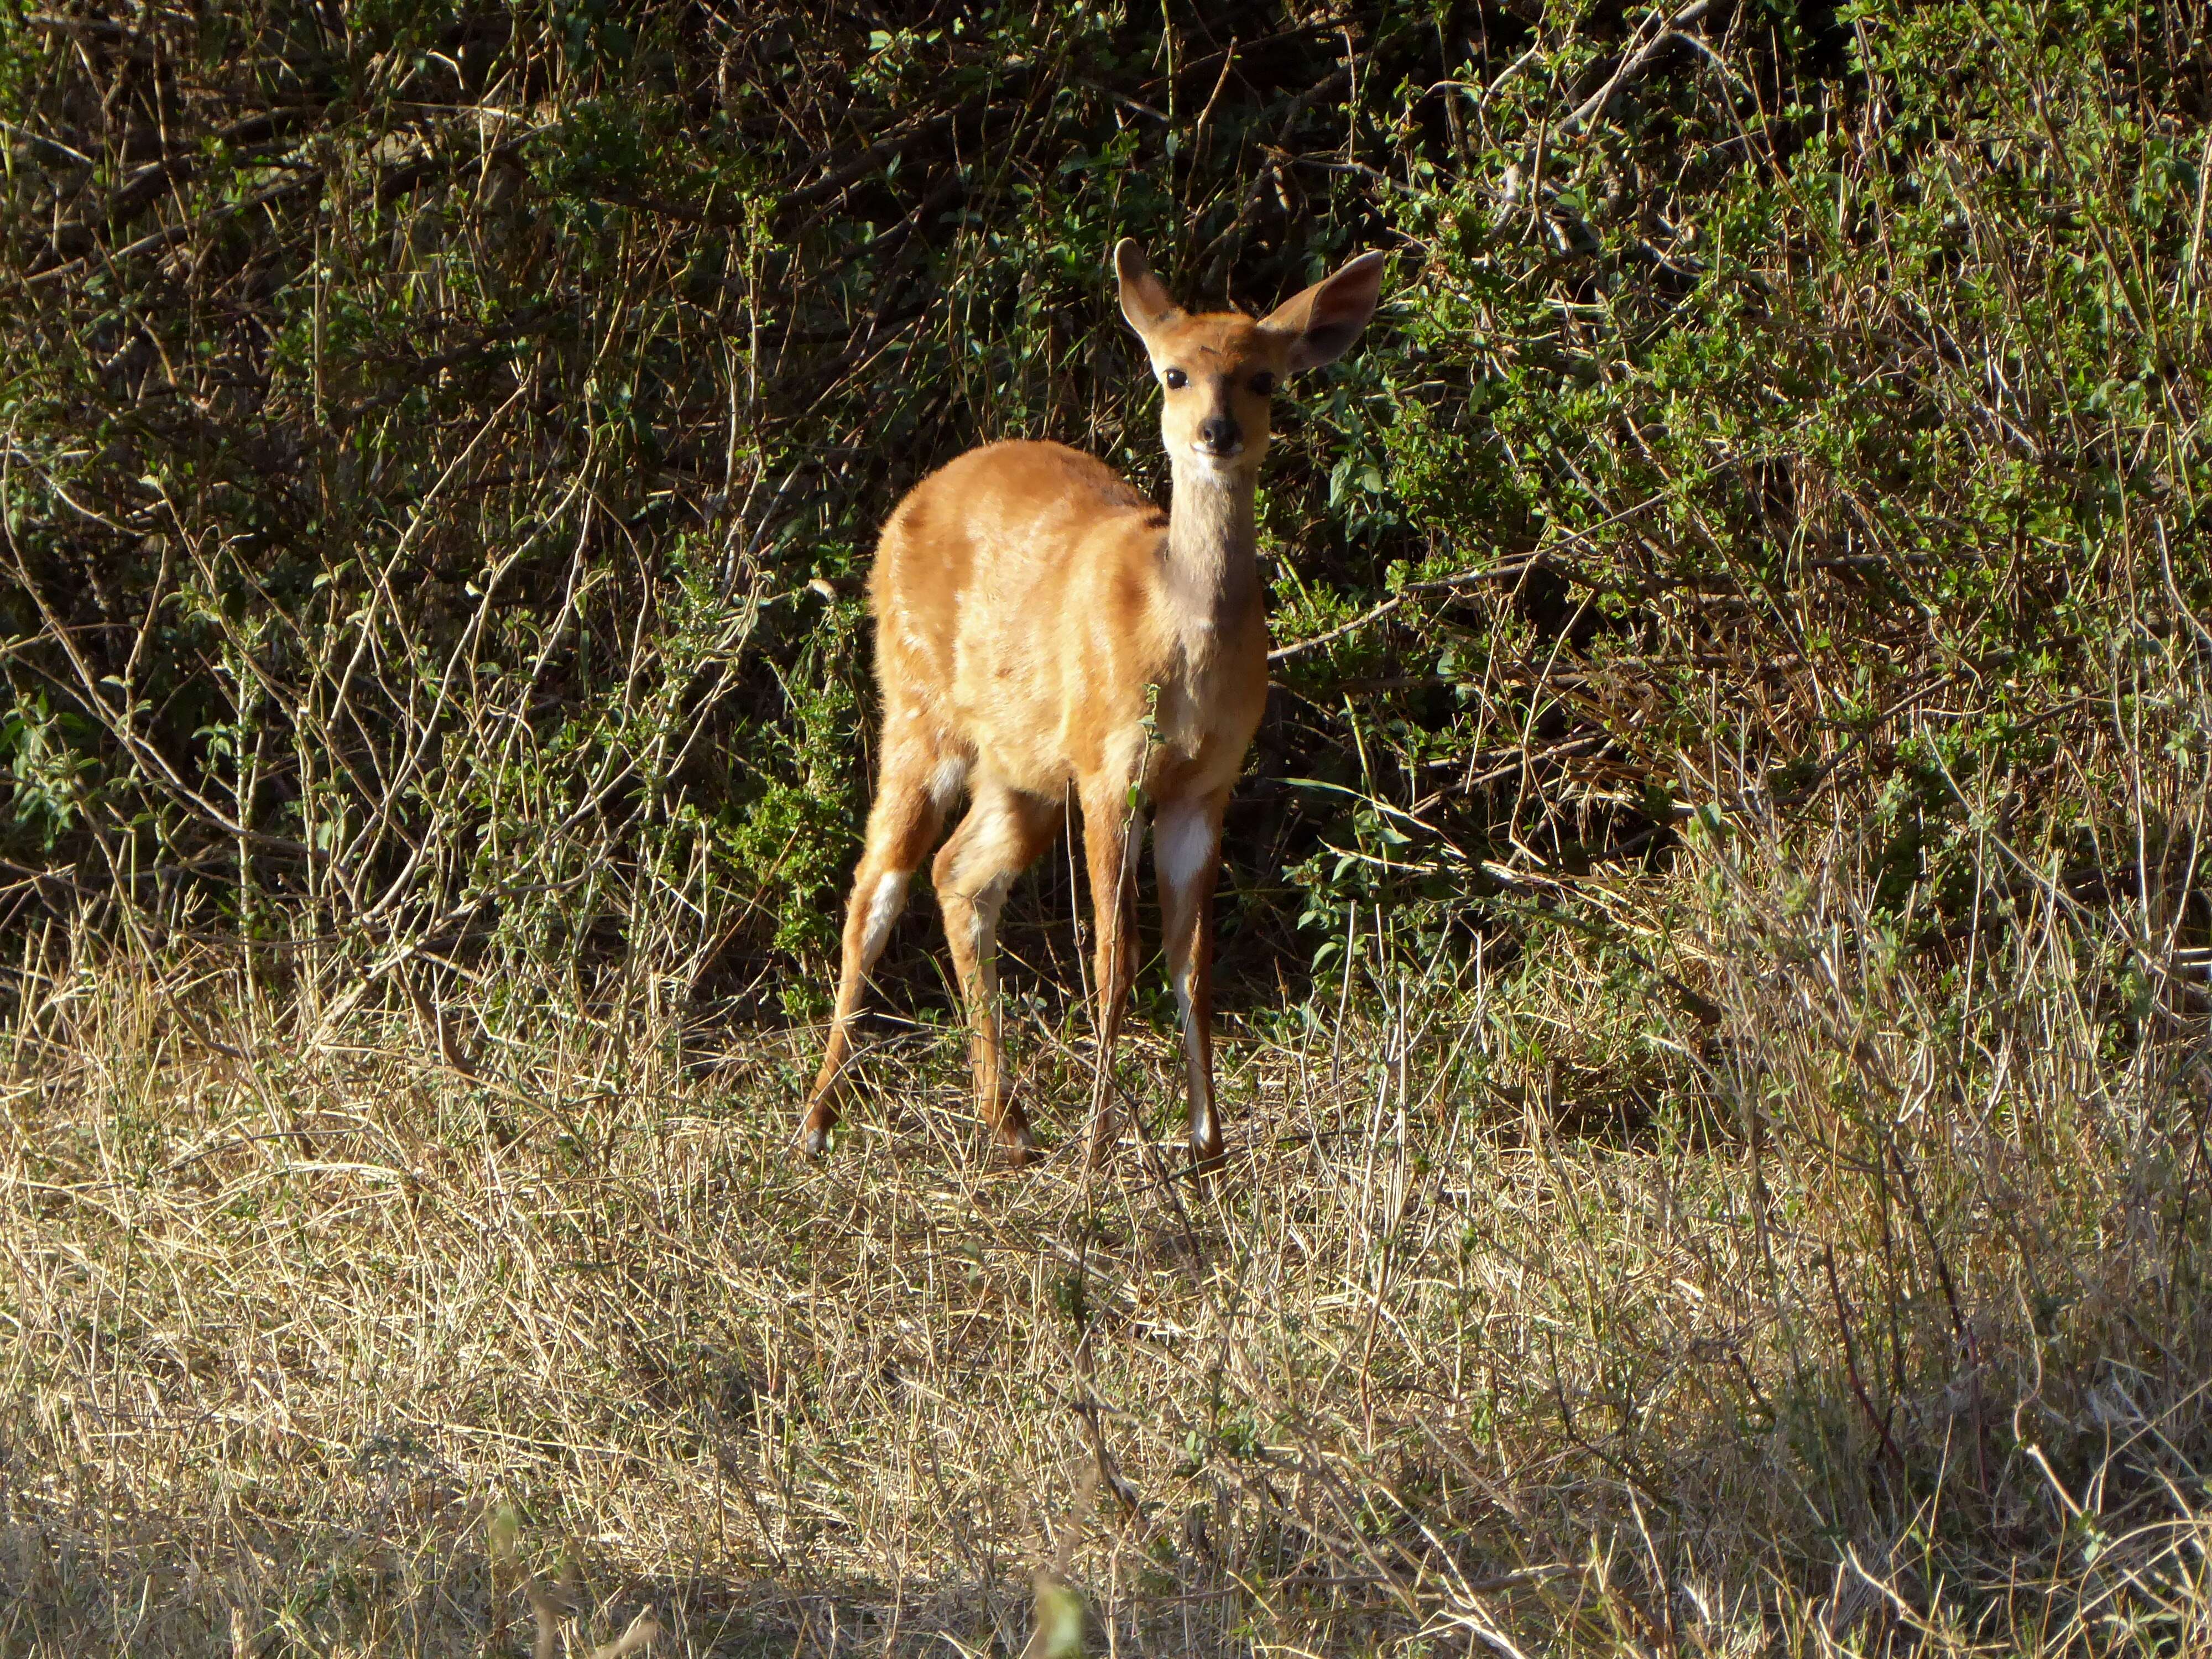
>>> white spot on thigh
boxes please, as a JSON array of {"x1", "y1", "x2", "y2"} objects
[
  {"x1": 1155, "y1": 807, "x2": 1214, "y2": 892},
  {"x1": 861, "y1": 870, "x2": 910, "y2": 957},
  {"x1": 972, "y1": 868, "x2": 1014, "y2": 937},
  {"x1": 930, "y1": 757, "x2": 968, "y2": 809}
]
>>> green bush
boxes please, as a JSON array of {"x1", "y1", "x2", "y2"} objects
[{"x1": 0, "y1": 0, "x2": 2202, "y2": 1023}]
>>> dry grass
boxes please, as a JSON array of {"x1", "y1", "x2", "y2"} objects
[{"x1": 7, "y1": 724, "x2": 2211, "y2": 1659}]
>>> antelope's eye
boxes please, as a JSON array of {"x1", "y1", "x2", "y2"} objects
[
  {"x1": 1250, "y1": 372, "x2": 1277, "y2": 396},
  {"x1": 1163, "y1": 368, "x2": 1187, "y2": 389}
]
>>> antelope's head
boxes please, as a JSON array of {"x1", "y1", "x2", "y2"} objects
[{"x1": 1114, "y1": 240, "x2": 1386, "y2": 480}]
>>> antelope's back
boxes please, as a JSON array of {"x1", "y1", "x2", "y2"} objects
[{"x1": 867, "y1": 442, "x2": 1166, "y2": 763}]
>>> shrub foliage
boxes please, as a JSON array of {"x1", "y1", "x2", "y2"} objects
[{"x1": 3, "y1": 0, "x2": 2201, "y2": 1010}]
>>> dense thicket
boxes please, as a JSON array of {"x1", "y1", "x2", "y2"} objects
[{"x1": 1, "y1": 0, "x2": 2206, "y2": 1021}]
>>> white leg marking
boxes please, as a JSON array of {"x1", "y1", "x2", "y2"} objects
[
  {"x1": 1155, "y1": 805, "x2": 1215, "y2": 893},
  {"x1": 860, "y1": 870, "x2": 910, "y2": 959}
]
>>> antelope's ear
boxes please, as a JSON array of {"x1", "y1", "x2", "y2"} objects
[
  {"x1": 1261, "y1": 250, "x2": 1388, "y2": 372},
  {"x1": 1114, "y1": 239, "x2": 1182, "y2": 341}
]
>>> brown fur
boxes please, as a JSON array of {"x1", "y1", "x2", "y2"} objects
[{"x1": 801, "y1": 241, "x2": 1386, "y2": 1166}]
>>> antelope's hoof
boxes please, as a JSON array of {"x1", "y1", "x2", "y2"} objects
[
  {"x1": 800, "y1": 1115, "x2": 835, "y2": 1157},
  {"x1": 999, "y1": 1123, "x2": 1041, "y2": 1168}
]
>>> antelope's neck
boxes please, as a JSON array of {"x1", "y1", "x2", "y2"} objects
[{"x1": 1163, "y1": 463, "x2": 1259, "y2": 647}]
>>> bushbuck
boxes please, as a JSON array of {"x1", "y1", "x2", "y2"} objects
[{"x1": 800, "y1": 239, "x2": 1386, "y2": 1166}]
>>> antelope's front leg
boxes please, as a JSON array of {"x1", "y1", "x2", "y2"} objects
[
  {"x1": 1153, "y1": 789, "x2": 1230, "y2": 1165},
  {"x1": 1078, "y1": 781, "x2": 1143, "y2": 1167}
]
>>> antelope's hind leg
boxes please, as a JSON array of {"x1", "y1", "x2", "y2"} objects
[
  {"x1": 800, "y1": 750, "x2": 957, "y2": 1155},
  {"x1": 933, "y1": 780, "x2": 1061, "y2": 1162}
]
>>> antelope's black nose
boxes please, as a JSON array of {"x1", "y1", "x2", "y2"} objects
[{"x1": 1197, "y1": 415, "x2": 1242, "y2": 455}]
